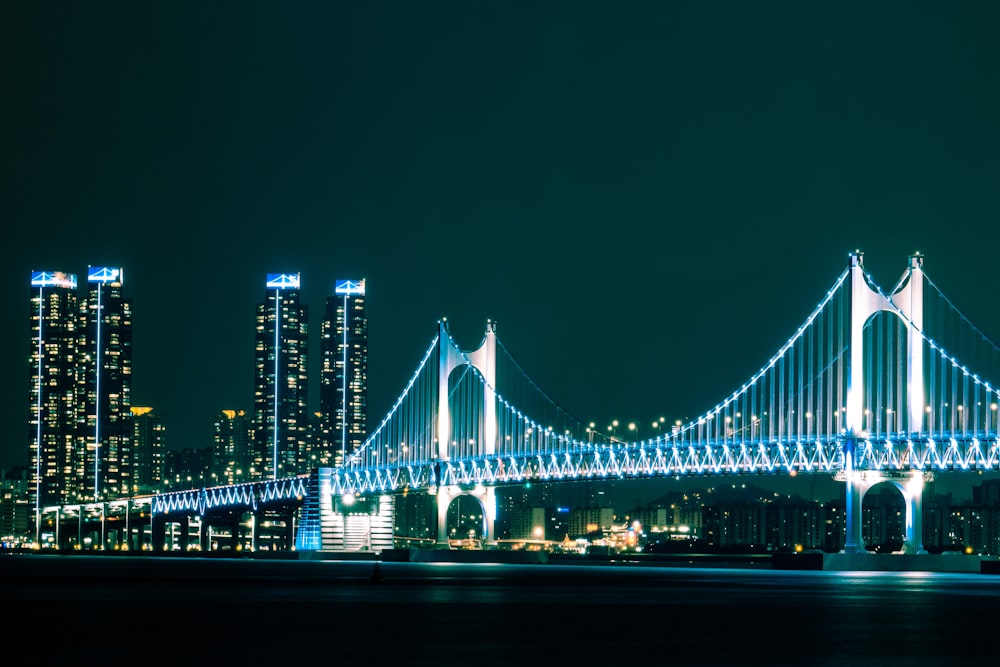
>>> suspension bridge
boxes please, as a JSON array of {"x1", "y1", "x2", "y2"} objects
[{"x1": 39, "y1": 252, "x2": 1000, "y2": 555}]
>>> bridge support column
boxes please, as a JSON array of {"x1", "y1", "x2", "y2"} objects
[
  {"x1": 843, "y1": 437, "x2": 864, "y2": 554},
  {"x1": 52, "y1": 508, "x2": 60, "y2": 549},
  {"x1": 229, "y1": 516, "x2": 241, "y2": 551},
  {"x1": 284, "y1": 511, "x2": 296, "y2": 550},
  {"x1": 201, "y1": 520, "x2": 211, "y2": 552},
  {"x1": 435, "y1": 486, "x2": 455, "y2": 547},
  {"x1": 178, "y1": 516, "x2": 190, "y2": 552},
  {"x1": 121, "y1": 502, "x2": 130, "y2": 551},
  {"x1": 467, "y1": 485, "x2": 496, "y2": 544},
  {"x1": 151, "y1": 515, "x2": 165, "y2": 551},
  {"x1": 901, "y1": 471, "x2": 927, "y2": 554}
]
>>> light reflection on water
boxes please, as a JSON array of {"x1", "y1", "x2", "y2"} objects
[{"x1": 5, "y1": 555, "x2": 1000, "y2": 665}]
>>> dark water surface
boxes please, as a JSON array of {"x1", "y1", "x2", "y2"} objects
[{"x1": 4, "y1": 554, "x2": 999, "y2": 665}]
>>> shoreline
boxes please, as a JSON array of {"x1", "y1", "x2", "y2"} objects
[{"x1": 6, "y1": 546, "x2": 1000, "y2": 573}]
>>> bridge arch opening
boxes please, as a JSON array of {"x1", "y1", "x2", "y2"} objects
[
  {"x1": 445, "y1": 494, "x2": 486, "y2": 547},
  {"x1": 861, "y1": 481, "x2": 906, "y2": 553}
]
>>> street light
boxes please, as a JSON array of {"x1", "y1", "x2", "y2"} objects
[{"x1": 652, "y1": 416, "x2": 665, "y2": 440}]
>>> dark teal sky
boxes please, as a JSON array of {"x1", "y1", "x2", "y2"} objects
[{"x1": 3, "y1": 3, "x2": 999, "y2": 499}]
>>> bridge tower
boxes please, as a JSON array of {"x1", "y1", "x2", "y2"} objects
[
  {"x1": 844, "y1": 252, "x2": 927, "y2": 554},
  {"x1": 434, "y1": 319, "x2": 497, "y2": 547}
]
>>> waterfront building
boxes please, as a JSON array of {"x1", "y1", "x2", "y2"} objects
[
  {"x1": 973, "y1": 479, "x2": 1000, "y2": 505},
  {"x1": 213, "y1": 409, "x2": 251, "y2": 485},
  {"x1": 163, "y1": 447, "x2": 211, "y2": 490},
  {"x1": 28, "y1": 267, "x2": 133, "y2": 510},
  {"x1": 320, "y1": 279, "x2": 367, "y2": 467},
  {"x1": 301, "y1": 411, "x2": 333, "y2": 470},
  {"x1": 131, "y1": 406, "x2": 165, "y2": 494},
  {"x1": 569, "y1": 506, "x2": 615, "y2": 537},
  {"x1": 28, "y1": 271, "x2": 81, "y2": 511},
  {"x1": 0, "y1": 467, "x2": 31, "y2": 544},
  {"x1": 252, "y1": 273, "x2": 309, "y2": 479},
  {"x1": 626, "y1": 506, "x2": 671, "y2": 532},
  {"x1": 703, "y1": 502, "x2": 766, "y2": 549},
  {"x1": 392, "y1": 492, "x2": 435, "y2": 546},
  {"x1": 78, "y1": 267, "x2": 133, "y2": 501},
  {"x1": 763, "y1": 501, "x2": 827, "y2": 551},
  {"x1": 507, "y1": 506, "x2": 547, "y2": 540}
]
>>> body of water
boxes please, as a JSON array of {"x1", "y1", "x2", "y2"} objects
[{"x1": 4, "y1": 553, "x2": 999, "y2": 665}]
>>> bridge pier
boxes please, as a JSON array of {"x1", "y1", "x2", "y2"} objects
[
  {"x1": 149, "y1": 515, "x2": 192, "y2": 552},
  {"x1": 178, "y1": 516, "x2": 191, "y2": 551},
  {"x1": 197, "y1": 512, "x2": 246, "y2": 552},
  {"x1": 255, "y1": 509, "x2": 296, "y2": 551},
  {"x1": 434, "y1": 484, "x2": 496, "y2": 548},
  {"x1": 843, "y1": 467, "x2": 927, "y2": 554},
  {"x1": 843, "y1": 438, "x2": 863, "y2": 554}
]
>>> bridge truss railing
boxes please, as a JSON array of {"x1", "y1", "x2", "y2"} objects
[
  {"x1": 328, "y1": 259, "x2": 1000, "y2": 497},
  {"x1": 151, "y1": 475, "x2": 308, "y2": 515},
  {"x1": 328, "y1": 432, "x2": 1000, "y2": 497}
]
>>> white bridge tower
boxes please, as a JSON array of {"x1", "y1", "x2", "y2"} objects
[
  {"x1": 434, "y1": 319, "x2": 498, "y2": 547},
  {"x1": 843, "y1": 252, "x2": 928, "y2": 554}
]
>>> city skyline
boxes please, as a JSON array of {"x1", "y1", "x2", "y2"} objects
[{"x1": 4, "y1": 3, "x2": 1000, "y2": 507}]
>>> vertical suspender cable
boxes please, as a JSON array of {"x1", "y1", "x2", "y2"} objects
[
  {"x1": 877, "y1": 314, "x2": 884, "y2": 439},
  {"x1": 838, "y1": 287, "x2": 844, "y2": 436},
  {"x1": 808, "y1": 312, "x2": 814, "y2": 441}
]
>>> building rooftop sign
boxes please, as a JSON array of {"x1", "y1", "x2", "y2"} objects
[
  {"x1": 31, "y1": 271, "x2": 77, "y2": 289},
  {"x1": 266, "y1": 273, "x2": 301, "y2": 289},
  {"x1": 88, "y1": 266, "x2": 123, "y2": 284},
  {"x1": 335, "y1": 279, "x2": 365, "y2": 296}
]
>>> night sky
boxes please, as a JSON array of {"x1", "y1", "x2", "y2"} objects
[{"x1": 3, "y1": 3, "x2": 999, "y2": 501}]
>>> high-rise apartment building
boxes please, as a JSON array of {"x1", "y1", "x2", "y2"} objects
[
  {"x1": 252, "y1": 273, "x2": 309, "y2": 480},
  {"x1": 29, "y1": 271, "x2": 80, "y2": 511},
  {"x1": 28, "y1": 267, "x2": 132, "y2": 512},
  {"x1": 214, "y1": 409, "x2": 251, "y2": 485},
  {"x1": 131, "y1": 406, "x2": 165, "y2": 494},
  {"x1": 301, "y1": 411, "x2": 332, "y2": 470},
  {"x1": 79, "y1": 267, "x2": 132, "y2": 501},
  {"x1": 320, "y1": 279, "x2": 368, "y2": 467},
  {"x1": 163, "y1": 447, "x2": 211, "y2": 490}
]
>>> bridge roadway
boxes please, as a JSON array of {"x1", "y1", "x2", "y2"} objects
[
  {"x1": 36, "y1": 474, "x2": 308, "y2": 552},
  {"x1": 35, "y1": 431, "x2": 1000, "y2": 554}
]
